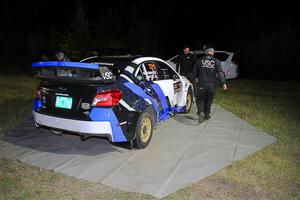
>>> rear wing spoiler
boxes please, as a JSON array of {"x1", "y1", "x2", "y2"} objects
[{"x1": 32, "y1": 61, "x2": 116, "y2": 83}]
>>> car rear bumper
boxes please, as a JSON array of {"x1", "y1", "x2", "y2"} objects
[{"x1": 32, "y1": 111, "x2": 114, "y2": 140}]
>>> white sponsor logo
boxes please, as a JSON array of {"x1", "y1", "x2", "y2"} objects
[
  {"x1": 201, "y1": 60, "x2": 215, "y2": 68},
  {"x1": 55, "y1": 93, "x2": 69, "y2": 96},
  {"x1": 102, "y1": 71, "x2": 113, "y2": 80}
]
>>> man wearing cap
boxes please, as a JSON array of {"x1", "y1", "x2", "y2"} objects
[{"x1": 193, "y1": 45, "x2": 227, "y2": 123}]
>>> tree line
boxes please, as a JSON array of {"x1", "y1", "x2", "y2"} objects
[{"x1": 0, "y1": 1, "x2": 298, "y2": 80}]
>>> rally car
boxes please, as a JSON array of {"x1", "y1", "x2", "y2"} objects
[{"x1": 32, "y1": 56, "x2": 194, "y2": 149}]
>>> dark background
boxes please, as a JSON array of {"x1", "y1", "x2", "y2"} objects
[{"x1": 0, "y1": 0, "x2": 299, "y2": 79}]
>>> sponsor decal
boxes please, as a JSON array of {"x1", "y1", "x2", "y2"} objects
[
  {"x1": 173, "y1": 82, "x2": 181, "y2": 93},
  {"x1": 94, "y1": 62, "x2": 114, "y2": 66},
  {"x1": 125, "y1": 65, "x2": 135, "y2": 74},
  {"x1": 55, "y1": 93, "x2": 69, "y2": 96},
  {"x1": 101, "y1": 71, "x2": 114, "y2": 80}
]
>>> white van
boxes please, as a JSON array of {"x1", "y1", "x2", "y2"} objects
[{"x1": 166, "y1": 50, "x2": 238, "y2": 79}]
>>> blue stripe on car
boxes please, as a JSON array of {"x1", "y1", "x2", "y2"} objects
[
  {"x1": 32, "y1": 61, "x2": 99, "y2": 69},
  {"x1": 150, "y1": 83, "x2": 170, "y2": 121},
  {"x1": 123, "y1": 82, "x2": 160, "y2": 120},
  {"x1": 89, "y1": 107, "x2": 127, "y2": 142},
  {"x1": 171, "y1": 106, "x2": 186, "y2": 113}
]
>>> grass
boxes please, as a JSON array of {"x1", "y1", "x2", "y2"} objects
[
  {"x1": 0, "y1": 75, "x2": 38, "y2": 132},
  {"x1": 0, "y1": 158, "x2": 151, "y2": 200},
  {"x1": 213, "y1": 79, "x2": 300, "y2": 199},
  {"x1": 0, "y1": 75, "x2": 299, "y2": 199}
]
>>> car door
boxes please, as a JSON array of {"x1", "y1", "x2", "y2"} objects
[
  {"x1": 135, "y1": 61, "x2": 170, "y2": 120},
  {"x1": 154, "y1": 61, "x2": 183, "y2": 108}
]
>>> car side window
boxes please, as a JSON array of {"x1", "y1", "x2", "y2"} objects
[
  {"x1": 138, "y1": 62, "x2": 158, "y2": 82},
  {"x1": 155, "y1": 61, "x2": 175, "y2": 80}
]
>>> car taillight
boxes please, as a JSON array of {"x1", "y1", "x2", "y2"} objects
[
  {"x1": 36, "y1": 86, "x2": 41, "y2": 99},
  {"x1": 92, "y1": 89, "x2": 122, "y2": 107},
  {"x1": 231, "y1": 54, "x2": 238, "y2": 64}
]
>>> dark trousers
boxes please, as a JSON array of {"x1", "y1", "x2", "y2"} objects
[{"x1": 196, "y1": 83, "x2": 215, "y2": 117}]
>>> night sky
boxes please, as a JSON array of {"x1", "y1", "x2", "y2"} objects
[
  {"x1": 0, "y1": 0, "x2": 299, "y2": 78},
  {"x1": 2, "y1": 1, "x2": 298, "y2": 50}
]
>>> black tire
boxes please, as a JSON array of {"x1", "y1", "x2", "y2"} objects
[
  {"x1": 133, "y1": 111, "x2": 154, "y2": 149},
  {"x1": 185, "y1": 88, "x2": 193, "y2": 113}
]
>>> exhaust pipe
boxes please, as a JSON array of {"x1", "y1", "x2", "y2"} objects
[{"x1": 49, "y1": 130, "x2": 92, "y2": 141}]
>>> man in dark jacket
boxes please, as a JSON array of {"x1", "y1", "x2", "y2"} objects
[
  {"x1": 176, "y1": 45, "x2": 195, "y2": 79},
  {"x1": 193, "y1": 45, "x2": 227, "y2": 123}
]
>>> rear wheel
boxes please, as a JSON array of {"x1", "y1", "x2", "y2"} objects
[
  {"x1": 185, "y1": 88, "x2": 193, "y2": 113},
  {"x1": 133, "y1": 111, "x2": 153, "y2": 149}
]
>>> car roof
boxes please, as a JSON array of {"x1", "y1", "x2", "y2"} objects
[
  {"x1": 97, "y1": 55, "x2": 167, "y2": 65},
  {"x1": 167, "y1": 50, "x2": 234, "y2": 61},
  {"x1": 191, "y1": 50, "x2": 234, "y2": 54},
  {"x1": 98, "y1": 55, "x2": 142, "y2": 62},
  {"x1": 132, "y1": 57, "x2": 168, "y2": 65}
]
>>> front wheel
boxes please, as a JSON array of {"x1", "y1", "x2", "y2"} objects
[
  {"x1": 185, "y1": 88, "x2": 193, "y2": 113},
  {"x1": 133, "y1": 111, "x2": 153, "y2": 149}
]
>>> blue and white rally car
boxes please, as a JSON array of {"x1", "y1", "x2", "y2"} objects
[{"x1": 32, "y1": 56, "x2": 194, "y2": 148}]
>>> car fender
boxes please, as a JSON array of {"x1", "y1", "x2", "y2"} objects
[
  {"x1": 126, "y1": 104, "x2": 157, "y2": 142},
  {"x1": 179, "y1": 76, "x2": 194, "y2": 103}
]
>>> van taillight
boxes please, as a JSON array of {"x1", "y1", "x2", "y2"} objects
[
  {"x1": 36, "y1": 87, "x2": 41, "y2": 99},
  {"x1": 92, "y1": 89, "x2": 122, "y2": 107},
  {"x1": 231, "y1": 54, "x2": 238, "y2": 64}
]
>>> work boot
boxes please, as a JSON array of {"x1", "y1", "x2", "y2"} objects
[
  {"x1": 198, "y1": 112, "x2": 205, "y2": 124},
  {"x1": 204, "y1": 114, "x2": 211, "y2": 121}
]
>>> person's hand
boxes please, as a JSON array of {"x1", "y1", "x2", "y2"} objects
[{"x1": 222, "y1": 84, "x2": 227, "y2": 91}]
